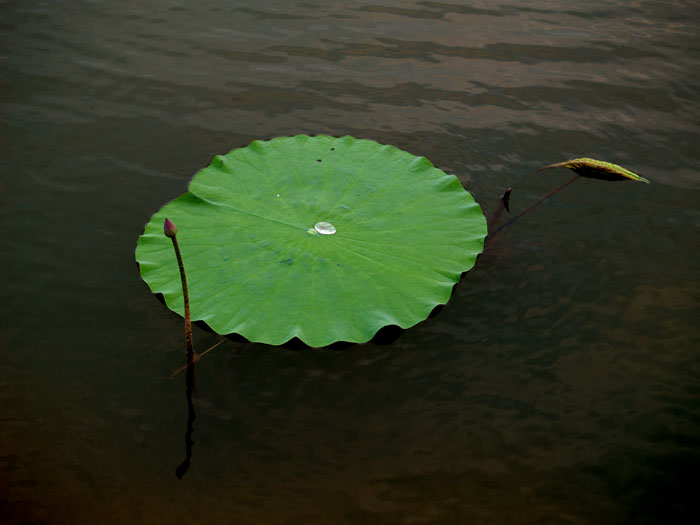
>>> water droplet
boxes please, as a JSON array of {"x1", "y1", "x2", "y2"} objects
[{"x1": 314, "y1": 221, "x2": 336, "y2": 235}]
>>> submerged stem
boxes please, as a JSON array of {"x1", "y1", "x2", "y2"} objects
[{"x1": 175, "y1": 359, "x2": 196, "y2": 480}]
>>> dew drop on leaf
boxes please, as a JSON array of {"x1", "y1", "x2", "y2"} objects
[{"x1": 314, "y1": 221, "x2": 336, "y2": 235}]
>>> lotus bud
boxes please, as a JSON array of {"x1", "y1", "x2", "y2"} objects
[
  {"x1": 164, "y1": 217, "x2": 178, "y2": 238},
  {"x1": 502, "y1": 187, "x2": 512, "y2": 212}
]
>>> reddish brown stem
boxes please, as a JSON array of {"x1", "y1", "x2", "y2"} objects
[
  {"x1": 489, "y1": 174, "x2": 580, "y2": 241},
  {"x1": 170, "y1": 235, "x2": 195, "y2": 362},
  {"x1": 170, "y1": 340, "x2": 224, "y2": 379}
]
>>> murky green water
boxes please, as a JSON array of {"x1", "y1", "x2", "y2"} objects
[{"x1": 2, "y1": 1, "x2": 699, "y2": 523}]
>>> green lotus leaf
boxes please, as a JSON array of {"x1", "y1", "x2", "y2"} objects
[
  {"x1": 539, "y1": 157, "x2": 649, "y2": 183},
  {"x1": 136, "y1": 135, "x2": 487, "y2": 347}
]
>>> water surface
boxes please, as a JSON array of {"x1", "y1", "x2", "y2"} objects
[{"x1": 2, "y1": 1, "x2": 700, "y2": 523}]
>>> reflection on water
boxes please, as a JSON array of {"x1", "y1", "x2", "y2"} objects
[
  {"x1": 2, "y1": 0, "x2": 700, "y2": 523},
  {"x1": 174, "y1": 361, "x2": 196, "y2": 481}
]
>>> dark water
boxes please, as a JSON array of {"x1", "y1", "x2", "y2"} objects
[{"x1": 2, "y1": 1, "x2": 700, "y2": 523}]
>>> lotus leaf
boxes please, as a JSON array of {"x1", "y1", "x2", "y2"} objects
[{"x1": 136, "y1": 135, "x2": 487, "y2": 347}]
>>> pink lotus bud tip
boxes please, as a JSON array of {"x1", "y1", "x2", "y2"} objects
[{"x1": 164, "y1": 218, "x2": 178, "y2": 238}]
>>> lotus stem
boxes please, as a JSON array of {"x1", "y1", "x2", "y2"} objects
[
  {"x1": 165, "y1": 217, "x2": 198, "y2": 480},
  {"x1": 489, "y1": 174, "x2": 580, "y2": 241},
  {"x1": 164, "y1": 218, "x2": 195, "y2": 363},
  {"x1": 170, "y1": 340, "x2": 224, "y2": 379}
]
